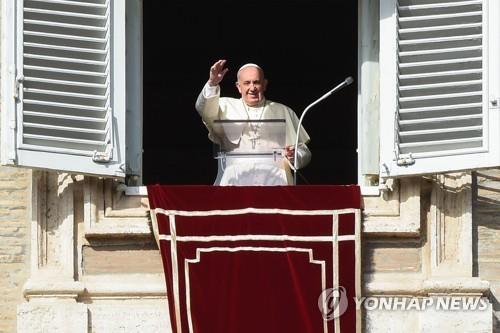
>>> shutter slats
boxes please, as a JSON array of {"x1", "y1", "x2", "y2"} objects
[
  {"x1": 399, "y1": 68, "x2": 481, "y2": 78},
  {"x1": 399, "y1": 22, "x2": 481, "y2": 34},
  {"x1": 24, "y1": 42, "x2": 107, "y2": 55},
  {"x1": 24, "y1": 8, "x2": 107, "y2": 20},
  {"x1": 395, "y1": 58, "x2": 481, "y2": 73},
  {"x1": 399, "y1": 125, "x2": 482, "y2": 137},
  {"x1": 400, "y1": 137, "x2": 482, "y2": 148},
  {"x1": 24, "y1": 99, "x2": 107, "y2": 112},
  {"x1": 23, "y1": 111, "x2": 107, "y2": 123},
  {"x1": 400, "y1": 91, "x2": 482, "y2": 102},
  {"x1": 395, "y1": 0, "x2": 484, "y2": 158},
  {"x1": 399, "y1": 137, "x2": 482, "y2": 154},
  {"x1": 24, "y1": 31, "x2": 107, "y2": 43},
  {"x1": 24, "y1": 122, "x2": 106, "y2": 135},
  {"x1": 399, "y1": 11, "x2": 482, "y2": 28},
  {"x1": 24, "y1": 19, "x2": 108, "y2": 32},
  {"x1": 27, "y1": 0, "x2": 108, "y2": 10},
  {"x1": 399, "y1": 80, "x2": 481, "y2": 98},
  {"x1": 400, "y1": 114, "x2": 482, "y2": 125},
  {"x1": 399, "y1": 35, "x2": 482, "y2": 46},
  {"x1": 400, "y1": 80, "x2": 481, "y2": 91},
  {"x1": 399, "y1": 0, "x2": 482, "y2": 11},
  {"x1": 24, "y1": 88, "x2": 107, "y2": 100},
  {"x1": 23, "y1": 134, "x2": 105, "y2": 148},
  {"x1": 25, "y1": 53, "x2": 107, "y2": 66},
  {"x1": 24, "y1": 76, "x2": 107, "y2": 89},
  {"x1": 399, "y1": 102, "x2": 482, "y2": 114},
  {"x1": 21, "y1": 0, "x2": 112, "y2": 157},
  {"x1": 400, "y1": 45, "x2": 481, "y2": 57},
  {"x1": 399, "y1": 114, "x2": 482, "y2": 126},
  {"x1": 24, "y1": 65, "x2": 107, "y2": 78}
]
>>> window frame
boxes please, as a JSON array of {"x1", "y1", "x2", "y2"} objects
[
  {"x1": 0, "y1": 0, "x2": 138, "y2": 178},
  {"x1": 378, "y1": 0, "x2": 500, "y2": 178}
]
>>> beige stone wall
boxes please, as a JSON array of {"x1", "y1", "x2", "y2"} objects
[
  {"x1": 1, "y1": 169, "x2": 492, "y2": 332},
  {"x1": 0, "y1": 167, "x2": 31, "y2": 333},
  {"x1": 475, "y1": 169, "x2": 500, "y2": 332}
]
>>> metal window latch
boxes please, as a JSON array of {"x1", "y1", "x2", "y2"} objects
[
  {"x1": 14, "y1": 75, "x2": 24, "y2": 101},
  {"x1": 396, "y1": 153, "x2": 415, "y2": 166},
  {"x1": 92, "y1": 144, "x2": 113, "y2": 163}
]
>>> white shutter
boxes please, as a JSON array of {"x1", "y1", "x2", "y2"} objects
[
  {"x1": 380, "y1": 0, "x2": 500, "y2": 177},
  {"x1": 1, "y1": 0, "x2": 126, "y2": 177}
]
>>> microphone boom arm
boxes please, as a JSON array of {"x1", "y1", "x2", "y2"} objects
[{"x1": 293, "y1": 77, "x2": 354, "y2": 184}]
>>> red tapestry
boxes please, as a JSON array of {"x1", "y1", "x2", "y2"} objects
[{"x1": 147, "y1": 185, "x2": 361, "y2": 333}]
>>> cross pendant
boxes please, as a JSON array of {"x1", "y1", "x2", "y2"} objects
[{"x1": 250, "y1": 133, "x2": 259, "y2": 149}]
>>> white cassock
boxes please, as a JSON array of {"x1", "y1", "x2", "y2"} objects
[{"x1": 196, "y1": 83, "x2": 311, "y2": 186}]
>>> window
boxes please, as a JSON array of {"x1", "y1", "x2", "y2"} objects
[
  {"x1": 141, "y1": 1, "x2": 358, "y2": 185},
  {"x1": 379, "y1": 0, "x2": 500, "y2": 178},
  {"x1": 0, "y1": 0, "x2": 141, "y2": 178}
]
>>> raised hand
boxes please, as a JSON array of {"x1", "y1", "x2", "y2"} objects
[{"x1": 208, "y1": 59, "x2": 229, "y2": 87}]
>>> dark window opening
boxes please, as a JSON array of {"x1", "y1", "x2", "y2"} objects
[{"x1": 143, "y1": 1, "x2": 358, "y2": 185}]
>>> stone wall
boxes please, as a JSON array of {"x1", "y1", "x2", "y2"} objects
[
  {"x1": 474, "y1": 169, "x2": 500, "y2": 332},
  {"x1": 362, "y1": 174, "x2": 492, "y2": 332},
  {"x1": 0, "y1": 167, "x2": 31, "y2": 333},
  {"x1": 1, "y1": 170, "x2": 494, "y2": 333}
]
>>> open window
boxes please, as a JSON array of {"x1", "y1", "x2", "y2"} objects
[
  {"x1": 379, "y1": 0, "x2": 500, "y2": 178},
  {"x1": 141, "y1": 1, "x2": 358, "y2": 185},
  {"x1": 0, "y1": 0, "x2": 141, "y2": 178}
]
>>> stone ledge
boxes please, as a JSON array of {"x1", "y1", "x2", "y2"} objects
[
  {"x1": 23, "y1": 279, "x2": 84, "y2": 300},
  {"x1": 365, "y1": 274, "x2": 490, "y2": 296},
  {"x1": 82, "y1": 274, "x2": 166, "y2": 299}
]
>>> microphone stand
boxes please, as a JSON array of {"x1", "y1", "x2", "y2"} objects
[{"x1": 293, "y1": 77, "x2": 354, "y2": 184}]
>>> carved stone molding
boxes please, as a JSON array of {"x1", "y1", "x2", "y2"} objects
[
  {"x1": 362, "y1": 178, "x2": 421, "y2": 236},
  {"x1": 84, "y1": 178, "x2": 151, "y2": 238},
  {"x1": 23, "y1": 171, "x2": 84, "y2": 300},
  {"x1": 429, "y1": 172, "x2": 473, "y2": 277}
]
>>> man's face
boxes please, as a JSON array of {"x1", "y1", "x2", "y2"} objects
[{"x1": 236, "y1": 67, "x2": 268, "y2": 106}]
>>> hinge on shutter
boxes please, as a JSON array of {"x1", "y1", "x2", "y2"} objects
[
  {"x1": 14, "y1": 75, "x2": 24, "y2": 101},
  {"x1": 92, "y1": 144, "x2": 113, "y2": 163},
  {"x1": 396, "y1": 153, "x2": 415, "y2": 166}
]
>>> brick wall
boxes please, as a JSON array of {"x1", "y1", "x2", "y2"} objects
[{"x1": 0, "y1": 167, "x2": 30, "y2": 333}]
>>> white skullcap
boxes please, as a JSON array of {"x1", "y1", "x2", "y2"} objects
[{"x1": 237, "y1": 63, "x2": 262, "y2": 73}]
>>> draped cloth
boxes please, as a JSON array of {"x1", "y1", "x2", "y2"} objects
[{"x1": 147, "y1": 185, "x2": 361, "y2": 333}]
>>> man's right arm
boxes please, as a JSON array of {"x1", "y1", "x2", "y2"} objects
[
  {"x1": 195, "y1": 82, "x2": 220, "y2": 120},
  {"x1": 195, "y1": 59, "x2": 228, "y2": 119}
]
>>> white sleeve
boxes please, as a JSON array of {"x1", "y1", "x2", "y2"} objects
[
  {"x1": 295, "y1": 143, "x2": 312, "y2": 169},
  {"x1": 203, "y1": 82, "x2": 220, "y2": 98},
  {"x1": 195, "y1": 82, "x2": 220, "y2": 118}
]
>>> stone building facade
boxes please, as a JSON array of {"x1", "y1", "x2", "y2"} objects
[
  {"x1": 0, "y1": 171, "x2": 496, "y2": 332},
  {"x1": 0, "y1": 0, "x2": 498, "y2": 332}
]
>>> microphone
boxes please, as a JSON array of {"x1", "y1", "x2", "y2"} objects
[{"x1": 292, "y1": 76, "x2": 354, "y2": 184}]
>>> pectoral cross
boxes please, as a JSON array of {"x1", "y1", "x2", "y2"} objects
[{"x1": 250, "y1": 132, "x2": 260, "y2": 149}]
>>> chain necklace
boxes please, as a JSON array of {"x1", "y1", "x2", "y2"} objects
[{"x1": 242, "y1": 99, "x2": 267, "y2": 149}]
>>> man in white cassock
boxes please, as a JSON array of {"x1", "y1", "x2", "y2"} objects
[{"x1": 195, "y1": 59, "x2": 311, "y2": 185}]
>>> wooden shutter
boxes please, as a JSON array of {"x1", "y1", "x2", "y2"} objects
[
  {"x1": 380, "y1": 0, "x2": 500, "y2": 177},
  {"x1": 2, "y1": 0, "x2": 126, "y2": 177}
]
